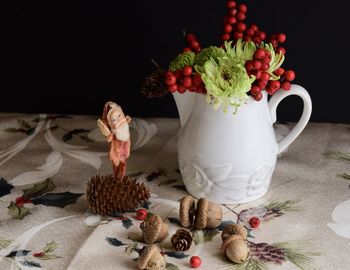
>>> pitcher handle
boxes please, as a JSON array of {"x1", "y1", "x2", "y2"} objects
[{"x1": 268, "y1": 84, "x2": 312, "y2": 155}]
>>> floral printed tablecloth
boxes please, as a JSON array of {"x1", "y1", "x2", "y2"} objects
[{"x1": 1, "y1": 113, "x2": 350, "y2": 270}]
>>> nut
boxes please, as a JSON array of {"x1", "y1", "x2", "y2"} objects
[
  {"x1": 222, "y1": 235, "x2": 249, "y2": 264},
  {"x1": 179, "y1": 195, "x2": 196, "y2": 227},
  {"x1": 137, "y1": 244, "x2": 166, "y2": 270},
  {"x1": 141, "y1": 214, "x2": 169, "y2": 244},
  {"x1": 221, "y1": 224, "x2": 247, "y2": 241},
  {"x1": 194, "y1": 198, "x2": 223, "y2": 229}
]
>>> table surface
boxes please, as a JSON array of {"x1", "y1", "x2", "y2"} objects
[{"x1": 0, "y1": 113, "x2": 349, "y2": 270}]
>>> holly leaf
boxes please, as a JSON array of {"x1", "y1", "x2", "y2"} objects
[
  {"x1": 6, "y1": 250, "x2": 31, "y2": 257},
  {"x1": 23, "y1": 178, "x2": 56, "y2": 200},
  {"x1": 192, "y1": 229, "x2": 220, "y2": 245},
  {"x1": 128, "y1": 232, "x2": 142, "y2": 242},
  {"x1": 43, "y1": 241, "x2": 58, "y2": 253},
  {"x1": 218, "y1": 220, "x2": 235, "y2": 231},
  {"x1": 36, "y1": 254, "x2": 61, "y2": 260},
  {"x1": 122, "y1": 218, "x2": 133, "y2": 229},
  {"x1": 168, "y1": 217, "x2": 182, "y2": 226},
  {"x1": 166, "y1": 263, "x2": 179, "y2": 270},
  {"x1": 17, "y1": 119, "x2": 32, "y2": 130},
  {"x1": 20, "y1": 260, "x2": 41, "y2": 268},
  {"x1": 158, "y1": 179, "x2": 178, "y2": 187},
  {"x1": 171, "y1": 185, "x2": 186, "y2": 191},
  {"x1": 8, "y1": 202, "x2": 31, "y2": 219},
  {"x1": 31, "y1": 192, "x2": 83, "y2": 208},
  {"x1": 125, "y1": 243, "x2": 138, "y2": 255},
  {"x1": 165, "y1": 252, "x2": 189, "y2": 259},
  {"x1": 0, "y1": 177, "x2": 14, "y2": 197},
  {"x1": 4, "y1": 127, "x2": 18, "y2": 132},
  {"x1": 142, "y1": 201, "x2": 151, "y2": 209},
  {"x1": 62, "y1": 129, "x2": 90, "y2": 142},
  {"x1": 106, "y1": 237, "x2": 126, "y2": 247}
]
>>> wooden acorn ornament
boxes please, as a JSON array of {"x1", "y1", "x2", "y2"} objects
[
  {"x1": 221, "y1": 224, "x2": 248, "y2": 241},
  {"x1": 137, "y1": 245, "x2": 166, "y2": 270},
  {"x1": 221, "y1": 224, "x2": 249, "y2": 264},
  {"x1": 140, "y1": 214, "x2": 169, "y2": 244}
]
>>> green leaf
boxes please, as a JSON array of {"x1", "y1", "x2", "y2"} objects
[
  {"x1": 62, "y1": 129, "x2": 90, "y2": 142},
  {"x1": 125, "y1": 243, "x2": 138, "y2": 255},
  {"x1": 168, "y1": 217, "x2": 182, "y2": 226},
  {"x1": 7, "y1": 202, "x2": 31, "y2": 219},
  {"x1": 265, "y1": 200, "x2": 301, "y2": 212},
  {"x1": 192, "y1": 228, "x2": 220, "y2": 245},
  {"x1": 122, "y1": 218, "x2": 133, "y2": 229},
  {"x1": 0, "y1": 177, "x2": 14, "y2": 197},
  {"x1": 23, "y1": 178, "x2": 56, "y2": 200},
  {"x1": 0, "y1": 239, "x2": 13, "y2": 248},
  {"x1": 36, "y1": 254, "x2": 61, "y2": 260},
  {"x1": 128, "y1": 232, "x2": 142, "y2": 242},
  {"x1": 218, "y1": 220, "x2": 235, "y2": 231},
  {"x1": 6, "y1": 250, "x2": 30, "y2": 257},
  {"x1": 19, "y1": 260, "x2": 41, "y2": 268},
  {"x1": 17, "y1": 119, "x2": 32, "y2": 130},
  {"x1": 166, "y1": 263, "x2": 179, "y2": 270},
  {"x1": 43, "y1": 241, "x2": 58, "y2": 253},
  {"x1": 4, "y1": 128, "x2": 18, "y2": 132},
  {"x1": 165, "y1": 252, "x2": 189, "y2": 259},
  {"x1": 31, "y1": 192, "x2": 83, "y2": 208},
  {"x1": 106, "y1": 237, "x2": 126, "y2": 247}
]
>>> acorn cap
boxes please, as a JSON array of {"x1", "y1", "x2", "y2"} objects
[
  {"x1": 194, "y1": 198, "x2": 209, "y2": 229},
  {"x1": 221, "y1": 234, "x2": 245, "y2": 254},
  {"x1": 179, "y1": 195, "x2": 196, "y2": 227},
  {"x1": 137, "y1": 245, "x2": 165, "y2": 270},
  {"x1": 141, "y1": 214, "x2": 168, "y2": 244},
  {"x1": 221, "y1": 224, "x2": 248, "y2": 241}
]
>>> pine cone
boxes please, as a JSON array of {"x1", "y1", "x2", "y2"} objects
[
  {"x1": 171, "y1": 229, "x2": 193, "y2": 251},
  {"x1": 86, "y1": 174, "x2": 150, "y2": 215},
  {"x1": 248, "y1": 242, "x2": 286, "y2": 265},
  {"x1": 141, "y1": 69, "x2": 168, "y2": 98}
]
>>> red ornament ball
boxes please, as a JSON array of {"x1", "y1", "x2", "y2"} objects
[
  {"x1": 136, "y1": 209, "x2": 148, "y2": 220},
  {"x1": 249, "y1": 217, "x2": 261, "y2": 228},
  {"x1": 190, "y1": 256, "x2": 201, "y2": 268}
]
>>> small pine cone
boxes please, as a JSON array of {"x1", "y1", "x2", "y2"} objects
[
  {"x1": 248, "y1": 242, "x2": 286, "y2": 265},
  {"x1": 141, "y1": 69, "x2": 168, "y2": 98},
  {"x1": 86, "y1": 175, "x2": 150, "y2": 215},
  {"x1": 171, "y1": 229, "x2": 193, "y2": 251}
]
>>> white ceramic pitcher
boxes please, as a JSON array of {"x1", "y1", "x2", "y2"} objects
[{"x1": 173, "y1": 84, "x2": 312, "y2": 204}]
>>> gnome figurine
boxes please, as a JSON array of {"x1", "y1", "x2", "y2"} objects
[{"x1": 97, "y1": 101, "x2": 131, "y2": 179}]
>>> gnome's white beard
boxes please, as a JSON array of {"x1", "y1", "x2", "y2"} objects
[{"x1": 111, "y1": 123, "x2": 130, "y2": 142}]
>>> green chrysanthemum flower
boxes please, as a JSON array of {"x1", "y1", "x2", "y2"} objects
[
  {"x1": 169, "y1": 51, "x2": 196, "y2": 71},
  {"x1": 260, "y1": 43, "x2": 285, "y2": 80},
  {"x1": 194, "y1": 46, "x2": 225, "y2": 67}
]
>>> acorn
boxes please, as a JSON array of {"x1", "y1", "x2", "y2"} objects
[
  {"x1": 137, "y1": 245, "x2": 166, "y2": 270},
  {"x1": 179, "y1": 195, "x2": 196, "y2": 228},
  {"x1": 194, "y1": 198, "x2": 223, "y2": 229},
  {"x1": 221, "y1": 224, "x2": 247, "y2": 241},
  {"x1": 140, "y1": 214, "x2": 169, "y2": 244},
  {"x1": 222, "y1": 235, "x2": 249, "y2": 264}
]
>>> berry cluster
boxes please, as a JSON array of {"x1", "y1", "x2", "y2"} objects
[
  {"x1": 222, "y1": 1, "x2": 248, "y2": 42},
  {"x1": 164, "y1": 66, "x2": 206, "y2": 94},
  {"x1": 183, "y1": 33, "x2": 202, "y2": 53}
]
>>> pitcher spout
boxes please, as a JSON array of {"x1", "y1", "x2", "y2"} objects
[{"x1": 172, "y1": 92, "x2": 195, "y2": 128}]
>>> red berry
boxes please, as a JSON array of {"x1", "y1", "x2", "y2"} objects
[
  {"x1": 246, "y1": 28, "x2": 255, "y2": 37},
  {"x1": 165, "y1": 73, "x2": 176, "y2": 86},
  {"x1": 281, "y1": 80, "x2": 291, "y2": 90},
  {"x1": 186, "y1": 33, "x2": 196, "y2": 43},
  {"x1": 182, "y1": 76, "x2": 192, "y2": 88},
  {"x1": 178, "y1": 84, "x2": 186, "y2": 94},
  {"x1": 253, "y1": 70, "x2": 262, "y2": 79},
  {"x1": 276, "y1": 47, "x2": 286, "y2": 55},
  {"x1": 243, "y1": 36, "x2": 252, "y2": 42},
  {"x1": 238, "y1": 3, "x2": 247, "y2": 13},
  {"x1": 261, "y1": 63, "x2": 269, "y2": 71},
  {"x1": 284, "y1": 70, "x2": 296, "y2": 81},
  {"x1": 33, "y1": 252, "x2": 45, "y2": 257},
  {"x1": 249, "y1": 217, "x2": 261, "y2": 228},
  {"x1": 183, "y1": 47, "x2": 191, "y2": 53},
  {"x1": 261, "y1": 72, "x2": 270, "y2": 81},
  {"x1": 257, "y1": 79, "x2": 268, "y2": 89},
  {"x1": 274, "y1": 67, "x2": 285, "y2": 76},
  {"x1": 277, "y1": 33, "x2": 287, "y2": 43},
  {"x1": 266, "y1": 86, "x2": 276, "y2": 95},
  {"x1": 269, "y1": 80, "x2": 281, "y2": 90},
  {"x1": 190, "y1": 256, "x2": 201, "y2": 268},
  {"x1": 224, "y1": 24, "x2": 233, "y2": 33},
  {"x1": 253, "y1": 48, "x2": 266, "y2": 60},
  {"x1": 245, "y1": 60, "x2": 254, "y2": 71},
  {"x1": 262, "y1": 56, "x2": 271, "y2": 64},
  {"x1": 194, "y1": 46, "x2": 201, "y2": 53},
  {"x1": 168, "y1": 84, "x2": 178, "y2": 93},
  {"x1": 233, "y1": 31, "x2": 243, "y2": 39},
  {"x1": 222, "y1": 33, "x2": 230, "y2": 40},
  {"x1": 236, "y1": 12, "x2": 246, "y2": 21},
  {"x1": 136, "y1": 209, "x2": 148, "y2": 220},
  {"x1": 253, "y1": 60, "x2": 262, "y2": 70},
  {"x1": 188, "y1": 85, "x2": 197, "y2": 92},
  {"x1": 196, "y1": 85, "x2": 206, "y2": 94},
  {"x1": 190, "y1": 41, "x2": 200, "y2": 50},
  {"x1": 174, "y1": 70, "x2": 182, "y2": 80},
  {"x1": 259, "y1": 31, "x2": 266, "y2": 40},
  {"x1": 192, "y1": 74, "x2": 203, "y2": 86},
  {"x1": 250, "y1": 24, "x2": 258, "y2": 31},
  {"x1": 252, "y1": 36, "x2": 262, "y2": 44},
  {"x1": 182, "y1": 66, "x2": 193, "y2": 76},
  {"x1": 235, "y1": 22, "x2": 246, "y2": 32},
  {"x1": 15, "y1": 197, "x2": 25, "y2": 207},
  {"x1": 270, "y1": 39, "x2": 278, "y2": 48},
  {"x1": 250, "y1": 85, "x2": 261, "y2": 96},
  {"x1": 227, "y1": 16, "x2": 237, "y2": 24},
  {"x1": 227, "y1": 1, "x2": 236, "y2": 9},
  {"x1": 253, "y1": 92, "x2": 263, "y2": 101},
  {"x1": 229, "y1": 8, "x2": 238, "y2": 16}
]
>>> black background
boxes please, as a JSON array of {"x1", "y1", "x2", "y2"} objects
[{"x1": 1, "y1": 0, "x2": 349, "y2": 123}]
